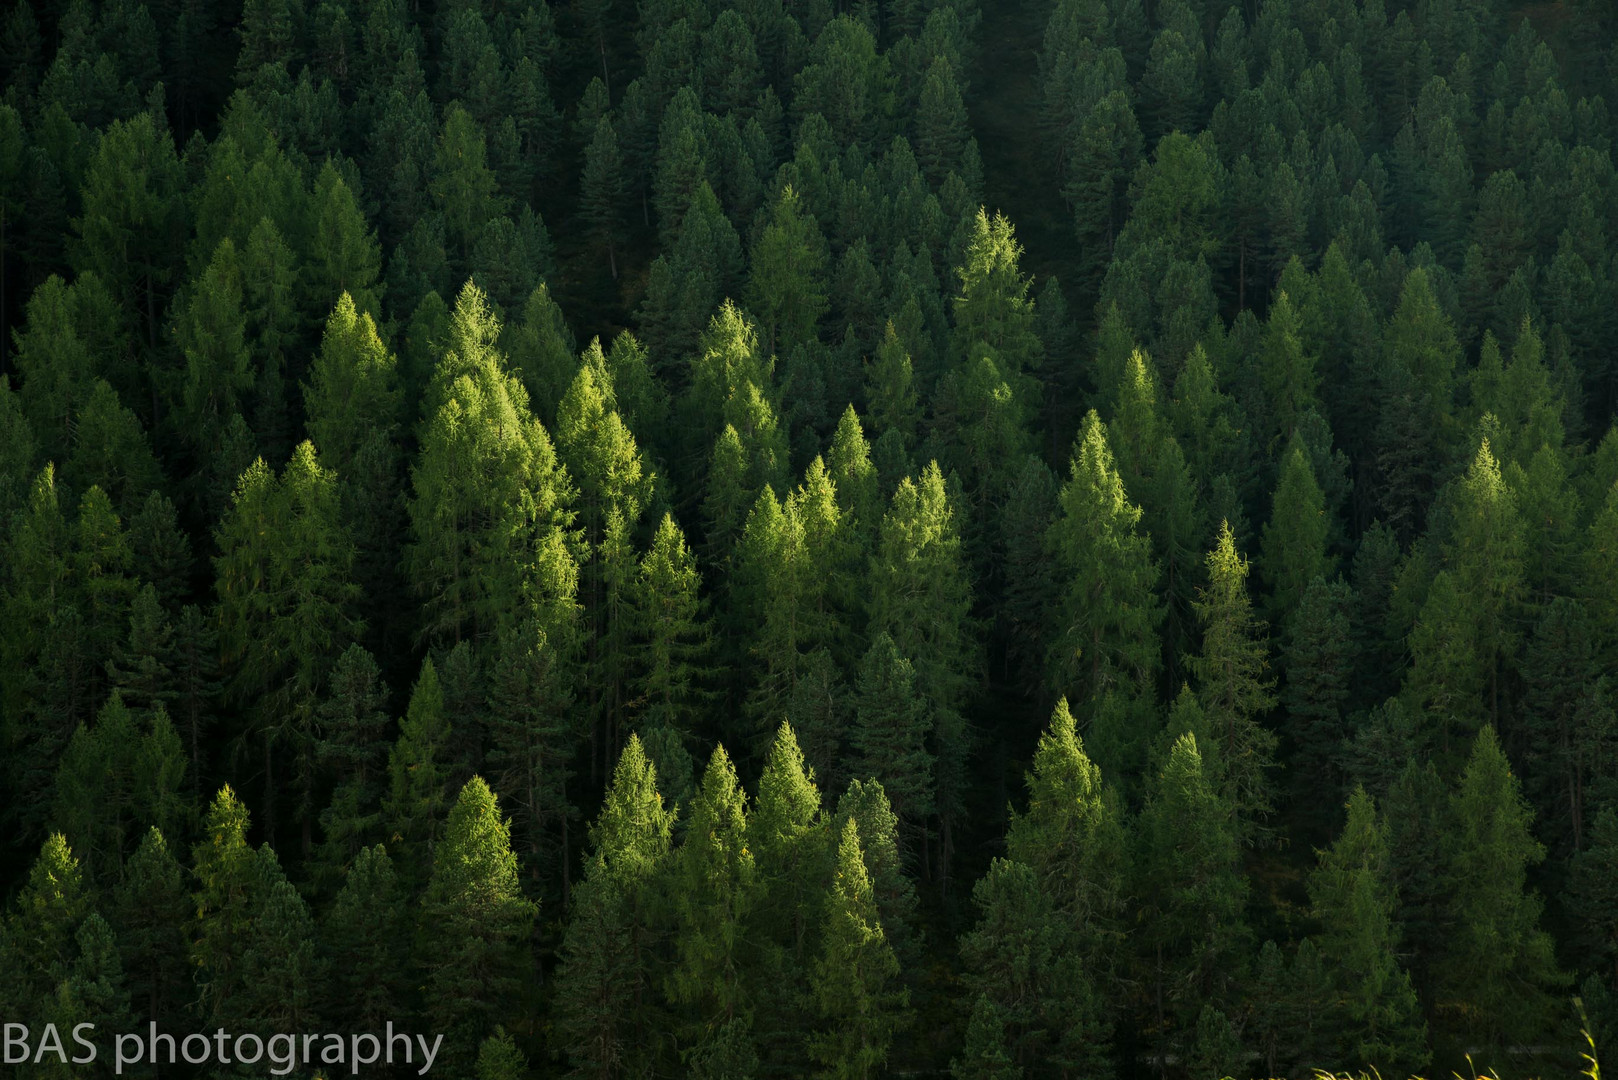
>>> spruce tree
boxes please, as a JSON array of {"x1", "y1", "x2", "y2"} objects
[
  {"x1": 956, "y1": 857, "x2": 1107, "y2": 1078},
  {"x1": 850, "y1": 633, "x2": 935, "y2": 833},
  {"x1": 109, "y1": 827, "x2": 188, "y2": 1028}
]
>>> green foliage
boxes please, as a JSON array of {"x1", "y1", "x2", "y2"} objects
[{"x1": 421, "y1": 777, "x2": 538, "y2": 1071}]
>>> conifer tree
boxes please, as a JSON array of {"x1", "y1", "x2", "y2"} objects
[
  {"x1": 1133, "y1": 733, "x2": 1249, "y2": 1059},
  {"x1": 850, "y1": 633, "x2": 936, "y2": 834},
  {"x1": 177, "y1": 237, "x2": 256, "y2": 471},
  {"x1": 868, "y1": 462, "x2": 976, "y2": 851},
  {"x1": 214, "y1": 441, "x2": 361, "y2": 848},
  {"x1": 555, "y1": 734, "x2": 675, "y2": 1079},
  {"x1": 668, "y1": 745, "x2": 757, "y2": 1050},
  {"x1": 806, "y1": 818, "x2": 908, "y2": 1080},
  {"x1": 323, "y1": 844, "x2": 410, "y2": 1032},
  {"x1": 746, "y1": 186, "x2": 830, "y2": 358},
  {"x1": 382, "y1": 657, "x2": 453, "y2": 887},
  {"x1": 1435, "y1": 727, "x2": 1567, "y2": 1053},
  {"x1": 957, "y1": 857, "x2": 1107, "y2": 1078},
  {"x1": 486, "y1": 614, "x2": 580, "y2": 891},
  {"x1": 1308, "y1": 787, "x2": 1430, "y2": 1075},
  {"x1": 407, "y1": 282, "x2": 580, "y2": 648},
  {"x1": 0, "y1": 833, "x2": 90, "y2": 1015},
  {"x1": 110, "y1": 827, "x2": 188, "y2": 1028},
  {"x1": 303, "y1": 292, "x2": 404, "y2": 604},
  {"x1": 581, "y1": 114, "x2": 627, "y2": 279},
  {"x1": 1004, "y1": 699, "x2": 1127, "y2": 946},
  {"x1": 421, "y1": 777, "x2": 537, "y2": 1072},
  {"x1": 952, "y1": 208, "x2": 1042, "y2": 395},
  {"x1": 1189, "y1": 520, "x2": 1279, "y2": 832},
  {"x1": 629, "y1": 513, "x2": 710, "y2": 741},
  {"x1": 1047, "y1": 410, "x2": 1162, "y2": 721},
  {"x1": 191, "y1": 786, "x2": 259, "y2": 1027},
  {"x1": 1284, "y1": 576, "x2": 1354, "y2": 810},
  {"x1": 1260, "y1": 436, "x2": 1333, "y2": 633}
]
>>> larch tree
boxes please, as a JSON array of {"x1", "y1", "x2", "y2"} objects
[
  {"x1": 1004, "y1": 698, "x2": 1128, "y2": 953},
  {"x1": 1307, "y1": 787, "x2": 1430, "y2": 1076},
  {"x1": 406, "y1": 281, "x2": 581, "y2": 649},
  {"x1": 867, "y1": 461, "x2": 976, "y2": 865},
  {"x1": 668, "y1": 745, "x2": 758, "y2": 1056},
  {"x1": 1048, "y1": 410, "x2": 1162, "y2": 785},
  {"x1": 806, "y1": 818, "x2": 909, "y2": 1080},
  {"x1": 1189, "y1": 520, "x2": 1279, "y2": 835},
  {"x1": 1435, "y1": 726, "x2": 1567, "y2": 1054},
  {"x1": 421, "y1": 777, "x2": 537, "y2": 1073},
  {"x1": 555, "y1": 733, "x2": 676, "y2": 1080},
  {"x1": 1133, "y1": 732, "x2": 1249, "y2": 1065}
]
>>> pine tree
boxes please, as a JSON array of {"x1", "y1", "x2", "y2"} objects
[
  {"x1": 421, "y1": 777, "x2": 538, "y2": 1072},
  {"x1": 1308, "y1": 787, "x2": 1430, "y2": 1076},
  {"x1": 1189, "y1": 520, "x2": 1279, "y2": 833},
  {"x1": 1436, "y1": 726, "x2": 1567, "y2": 1053},
  {"x1": 806, "y1": 818, "x2": 908, "y2": 1080}
]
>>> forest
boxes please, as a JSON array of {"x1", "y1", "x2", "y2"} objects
[{"x1": 1, "y1": 0, "x2": 1617, "y2": 1076}]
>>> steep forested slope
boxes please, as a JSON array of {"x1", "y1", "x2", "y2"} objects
[{"x1": 1, "y1": 0, "x2": 1618, "y2": 1077}]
